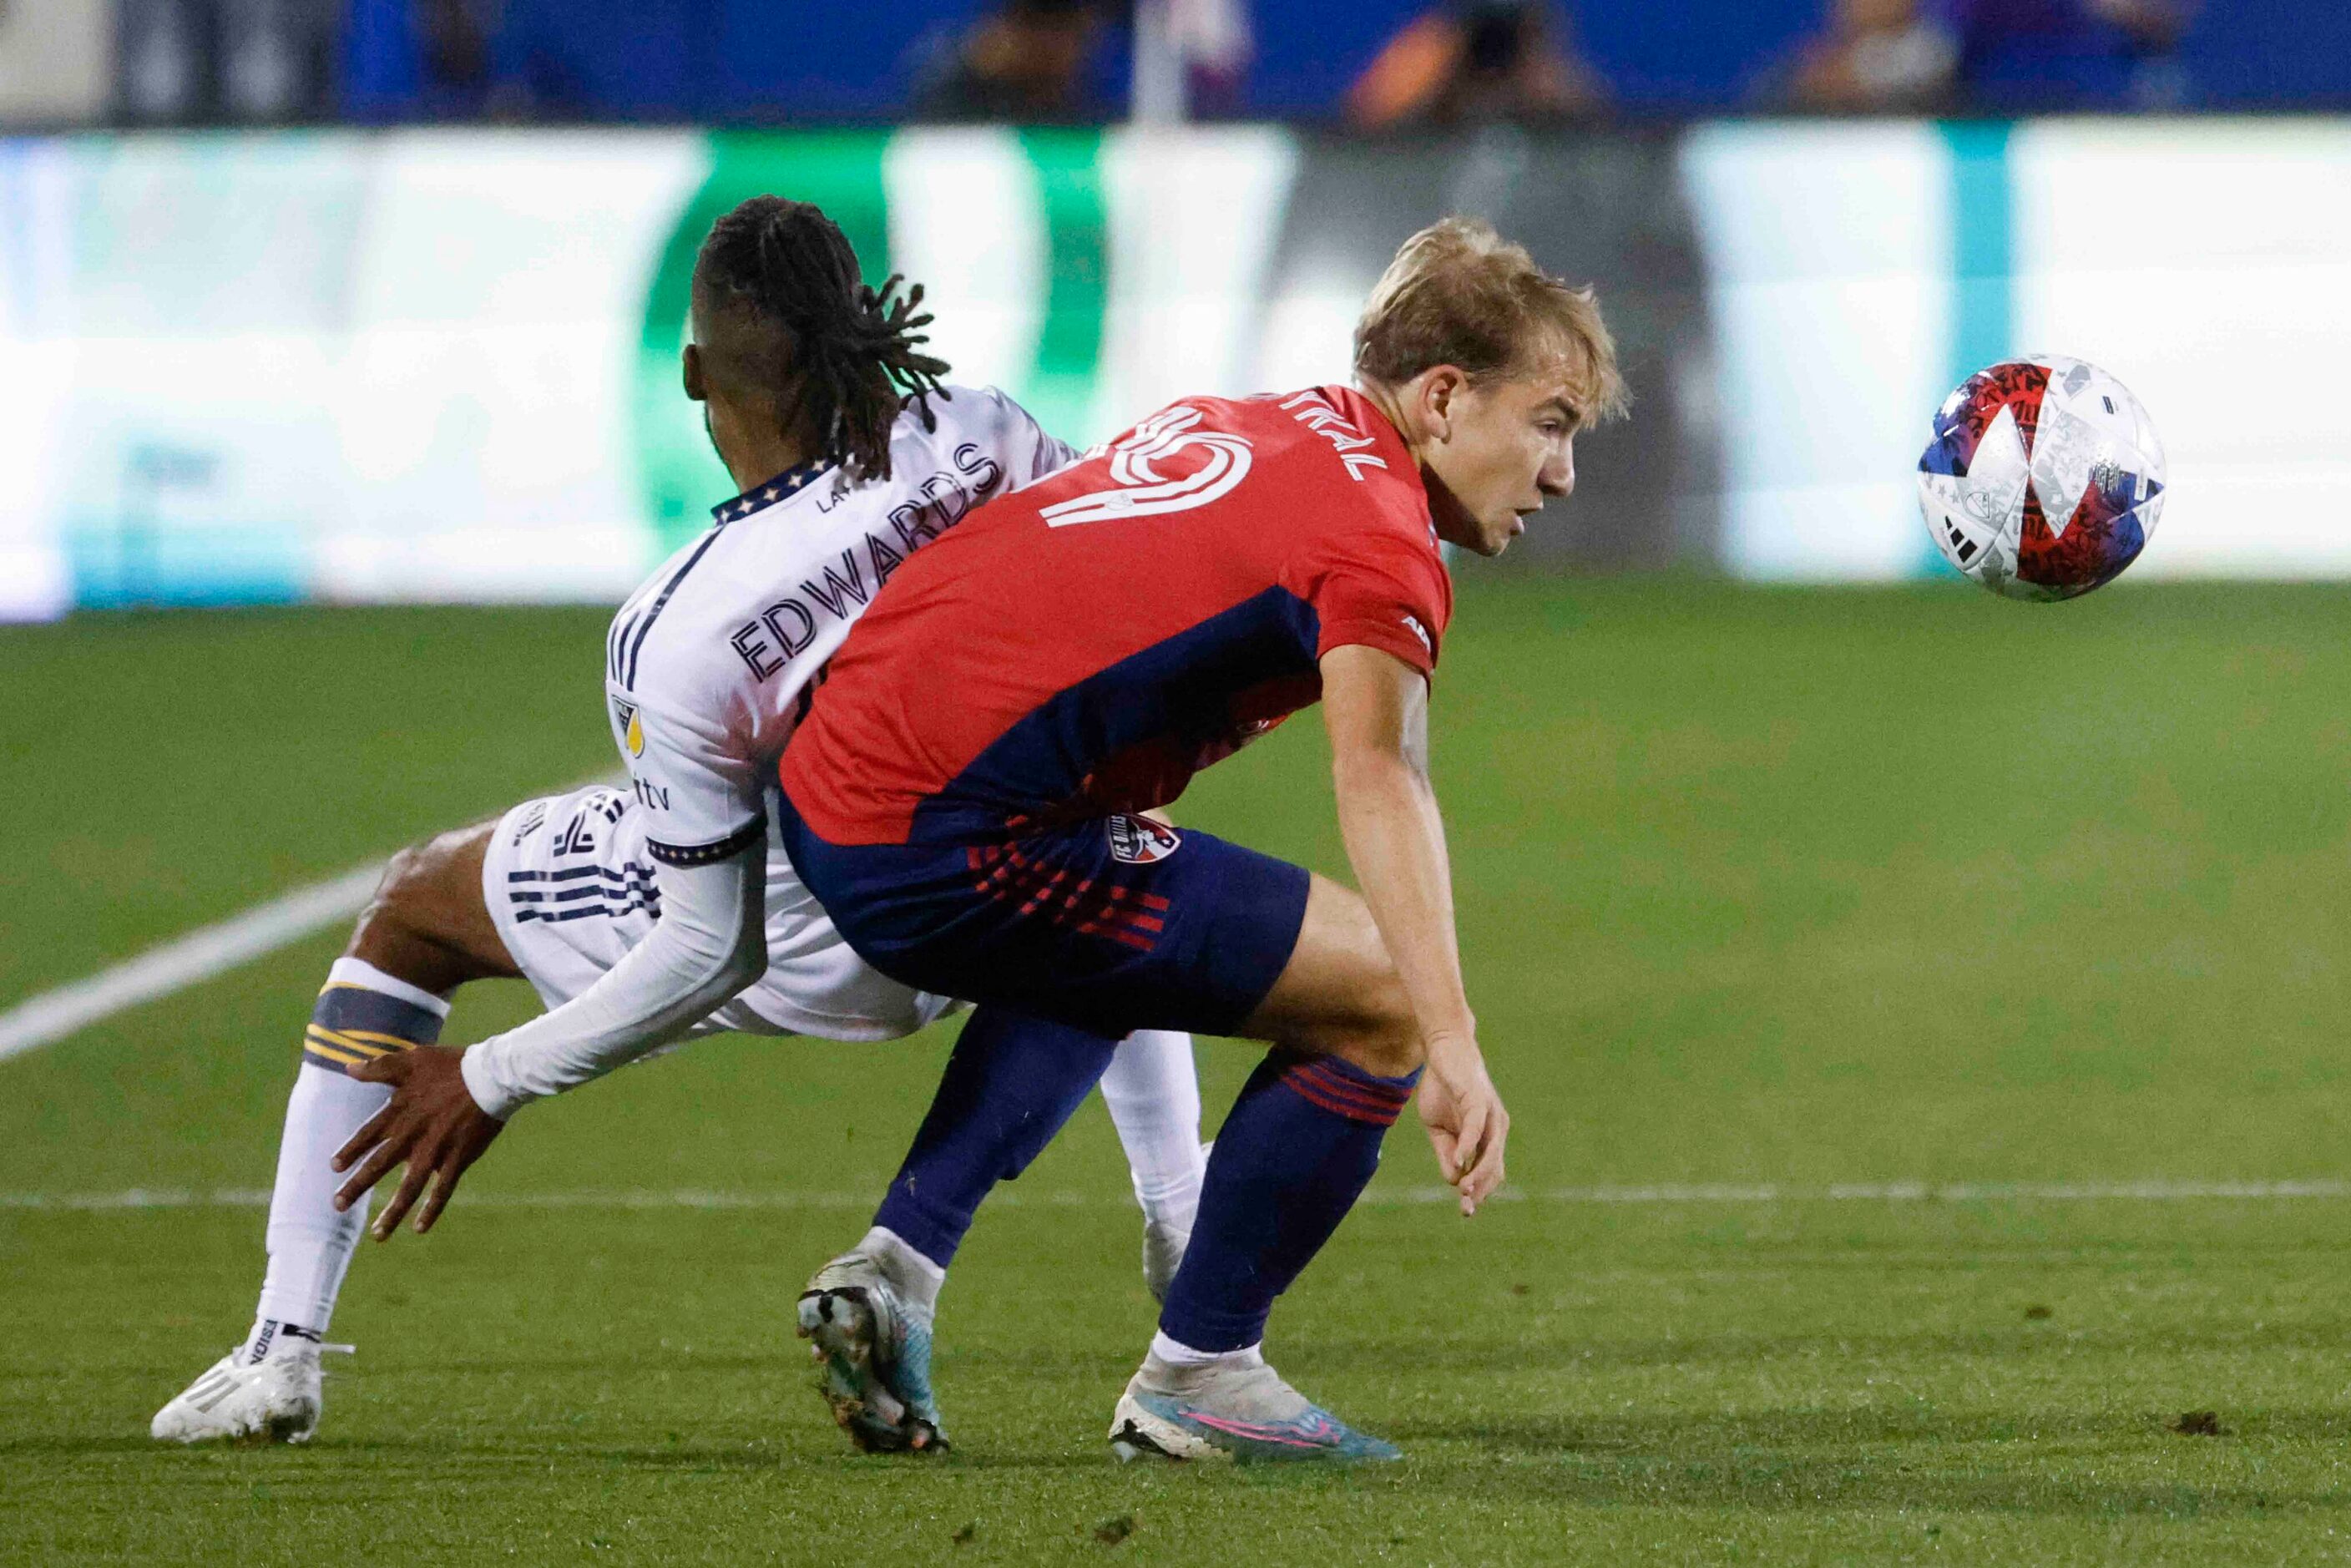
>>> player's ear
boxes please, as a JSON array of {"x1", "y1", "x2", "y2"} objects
[
  {"x1": 682, "y1": 343, "x2": 707, "y2": 403},
  {"x1": 1420, "y1": 365, "x2": 1466, "y2": 443}
]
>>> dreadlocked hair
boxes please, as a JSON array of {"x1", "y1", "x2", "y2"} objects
[{"x1": 694, "y1": 195, "x2": 952, "y2": 483}]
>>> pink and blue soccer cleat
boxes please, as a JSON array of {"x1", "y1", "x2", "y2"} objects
[{"x1": 1107, "y1": 1347, "x2": 1401, "y2": 1464}]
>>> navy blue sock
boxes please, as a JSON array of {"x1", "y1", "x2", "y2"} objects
[
  {"x1": 1157, "y1": 1050, "x2": 1420, "y2": 1353},
  {"x1": 870, "y1": 1006, "x2": 1120, "y2": 1269}
]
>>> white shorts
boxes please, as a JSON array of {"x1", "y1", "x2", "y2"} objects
[{"x1": 483, "y1": 784, "x2": 963, "y2": 1044}]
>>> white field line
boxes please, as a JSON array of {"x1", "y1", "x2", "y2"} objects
[
  {"x1": 0, "y1": 777, "x2": 622, "y2": 1065},
  {"x1": 0, "y1": 865, "x2": 387, "y2": 1063},
  {"x1": 4, "y1": 1180, "x2": 2348, "y2": 1213}
]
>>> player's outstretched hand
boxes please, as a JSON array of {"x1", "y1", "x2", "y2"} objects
[
  {"x1": 331, "y1": 1045, "x2": 506, "y2": 1240},
  {"x1": 1417, "y1": 1033, "x2": 1509, "y2": 1217}
]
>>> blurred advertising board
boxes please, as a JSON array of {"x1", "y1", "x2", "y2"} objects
[{"x1": 2, "y1": 121, "x2": 2345, "y2": 619}]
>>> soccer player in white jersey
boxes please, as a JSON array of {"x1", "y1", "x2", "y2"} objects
[{"x1": 153, "y1": 197, "x2": 1207, "y2": 1454}]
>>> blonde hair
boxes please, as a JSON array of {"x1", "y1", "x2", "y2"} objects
[{"x1": 1353, "y1": 218, "x2": 1627, "y2": 423}]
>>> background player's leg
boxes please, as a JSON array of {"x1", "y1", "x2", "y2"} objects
[
  {"x1": 1105, "y1": 813, "x2": 1211, "y2": 1260},
  {"x1": 156, "y1": 822, "x2": 517, "y2": 1443},
  {"x1": 1097, "y1": 1030, "x2": 1206, "y2": 1293},
  {"x1": 260, "y1": 823, "x2": 520, "y2": 1341},
  {"x1": 866, "y1": 1007, "x2": 1121, "y2": 1294},
  {"x1": 255, "y1": 956, "x2": 449, "y2": 1343}
]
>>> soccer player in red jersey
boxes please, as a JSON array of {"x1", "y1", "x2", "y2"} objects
[{"x1": 778, "y1": 219, "x2": 1625, "y2": 1461}]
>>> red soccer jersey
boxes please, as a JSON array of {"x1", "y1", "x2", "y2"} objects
[{"x1": 781, "y1": 385, "x2": 1453, "y2": 846}]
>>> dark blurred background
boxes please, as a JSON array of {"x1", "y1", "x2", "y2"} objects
[{"x1": 3, "y1": 0, "x2": 2345, "y2": 128}]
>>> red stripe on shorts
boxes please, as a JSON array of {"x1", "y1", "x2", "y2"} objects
[{"x1": 967, "y1": 841, "x2": 1163, "y2": 953}]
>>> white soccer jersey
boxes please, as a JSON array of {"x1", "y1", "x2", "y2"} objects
[{"x1": 594, "y1": 384, "x2": 1074, "y2": 1038}]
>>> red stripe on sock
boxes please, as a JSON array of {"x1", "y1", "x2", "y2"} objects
[
  {"x1": 1280, "y1": 1065, "x2": 1408, "y2": 1127},
  {"x1": 1291, "y1": 1060, "x2": 1413, "y2": 1112},
  {"x1": 1285, "y1": 1072, "x2": 1412, "y2": 1125},
  {"x1": 1281, "y1": 1075, "x2": 1403, "y2": 1127},
  {"x1": 1291, "y1": 1080, "x2": 1405, "y2": 1123}
]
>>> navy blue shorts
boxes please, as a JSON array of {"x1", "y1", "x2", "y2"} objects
[{"x1": 776, "y1": 804, "x2": 1312, "y2": 1039}]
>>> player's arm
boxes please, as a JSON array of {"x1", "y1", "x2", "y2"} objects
[
  {"x1": 330, "y1": 840, "x2": 765, "y2": 1239},
  {"x1": 1319, "y1": 642, "x2": 1508, "y2": 1207},
  {"x1": 459, "y1": 842, "x2": 766, "y2": 1111},
  {"x1": 331, "y1": 690, "x2": 768, "y2": 1237}
]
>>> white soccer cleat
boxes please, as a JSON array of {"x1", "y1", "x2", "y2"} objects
[
  {"x1": 150, "y1": 1338, "x2": 341, "y2": 1444},
  {"x1": 1108, "y1": 1347, "x2": 1402, "y2": 1464}
]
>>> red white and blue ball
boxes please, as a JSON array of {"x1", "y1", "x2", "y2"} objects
[{"x1": 1918, "y1": 356, "x2": 2165, "y2": 601}]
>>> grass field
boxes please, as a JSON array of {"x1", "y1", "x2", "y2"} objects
[{"x1": 7, "y1": 580, "x2": 2351, "y2": 1565}]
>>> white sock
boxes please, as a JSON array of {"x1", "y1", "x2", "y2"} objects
[
  {"x1": 235, "y1": 1317, "x2": 324, "y2": 1365},
  {"x1": 1150, "y1": 1332, "x2": 1263, "y2": 1368},
  {"x1": 1100, "y1": 1029, "x2": 1206, "y2": 1233},
  {"x1": 253, "y1": 959, "x2": 450, "y2": 1336},
  {"x1": 860, "y1": 1225, "x2": 945, "y2": 1320}
]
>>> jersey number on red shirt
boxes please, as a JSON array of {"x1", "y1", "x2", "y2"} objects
[{"x1": 1039, "y1": 407, "x2": 1254, "y2": 527}]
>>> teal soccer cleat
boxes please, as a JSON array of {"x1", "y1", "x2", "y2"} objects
[
  {"x1": 796, "y1": 1250, "x2": 947, "y2": 1454},
  {"x1": 1107, "y1": 1347, "x2": 1401, "y2": 1464}
]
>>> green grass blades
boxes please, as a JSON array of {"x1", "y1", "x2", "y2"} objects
[
  {"x1": 0, "y1": 605, "x2": 621, "y2": 1001},
  {"x1": 7, "y1": 582, "x2": 2351, "y2": 1564}
]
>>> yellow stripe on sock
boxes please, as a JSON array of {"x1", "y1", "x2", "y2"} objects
[
  {"x1": 306, "y1": 1025, "x2": 397, "y2": 1060},
  {"x1": 301, "y1": 1038, "x2": 368, "y2": 1068},
  {"x1": 329, "y1": 1028, "x2": 422, "y2": 1050}
]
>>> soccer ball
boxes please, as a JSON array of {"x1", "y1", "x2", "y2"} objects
[{"x1": 1917, "y1": 356, "x2": 2166, "y2": 600}]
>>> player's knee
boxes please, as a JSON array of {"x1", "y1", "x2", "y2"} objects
[
  {"x1": 352, "y1": 841, "x2": 430, "y2": 942},
  {"x1": 338, "y1": 820, "x2": 513, "y2": 1000},
  {"x1": 1320, "y1": 968, "x2": 1423, "y2": 1080},
  {"x1": 347, "y1": 829, "x2": 477, "y2": 959},
  {"x1": 1352, "y1": 1007, "x2": 1425, "y2": 1080}
]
